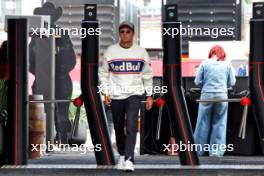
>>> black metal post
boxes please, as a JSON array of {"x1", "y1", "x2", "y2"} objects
[
  {"x1": 6, "y1": 18, "x2": 28, "y2": 165},
  {"x1": 162, "y1": 5, "x2": 199, "y2": 165},
  {"x1": 249, "y1": 18, "x2": 264, "y2": 153},
  {"x1": 81, "y1": 4, "x2": 115, "y2": 165}
]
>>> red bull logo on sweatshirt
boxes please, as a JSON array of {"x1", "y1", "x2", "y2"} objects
[{"x1": 108, "y1": 59, "x2": 145, "y2": 74}]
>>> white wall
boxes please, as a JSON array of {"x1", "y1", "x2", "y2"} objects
[
  {"x1": 21, "y1": 0, "x2": 42, "y2": 15},
  {"x1": 189, "y1": 41, "x2": 248, "y2": 61}
]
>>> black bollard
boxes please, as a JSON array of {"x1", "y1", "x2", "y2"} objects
[
  {"x1": 81, "y1": 4, "x2": 115, "y2": 165},
  {"x1": 6, "y1": 18, "x2": 28, "y2": 165},
  {"x1": 162, "y1": 5, "x2": 199, "y2": 165},
  {"x1": 249, "y1": 17, "x2": 264, "y2": 153}
]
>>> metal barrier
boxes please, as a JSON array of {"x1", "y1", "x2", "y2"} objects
[
  {"x1": 196, "y1": 97, "x2": 251, "y2": 140},
  {"x1": 29, "y1": 99, "x2": 74, "y2": 103},
  {"x1": 196, "y1": 99, "x2": 241, "y2": 103}
]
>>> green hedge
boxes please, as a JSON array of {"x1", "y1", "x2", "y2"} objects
[{"x1": 68, "y1": 94, "x2": 87, "y2": 124}]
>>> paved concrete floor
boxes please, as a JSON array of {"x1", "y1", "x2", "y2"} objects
[
  {"x1": 1, "y1": 130, "x2": 264, "y2": 175},
  {"x1": 1, "y1": 150, "x2": 264, "y2": 176}
]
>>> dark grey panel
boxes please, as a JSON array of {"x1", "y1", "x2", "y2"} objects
[
  {"x1": 164, "y1": 0, "x2": 241, "y2": 54},
  {"x1": 47, "y1": 0, "x2": 118, "y2": 54}
]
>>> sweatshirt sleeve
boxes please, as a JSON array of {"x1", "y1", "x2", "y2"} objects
[
  {"x1": 194, "y1": 63, "x2": 204, "y2": 87},
  {"x1": 98, "y1": 50, "x2": 110, "y2": 95},
  {"x1": 142, "y1": 49, "x2": 153, "y2": 96}
]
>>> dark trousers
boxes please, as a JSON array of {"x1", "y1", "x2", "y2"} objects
[{"x1": 110, "y1": 95, "x2": 142, "y2": 162}]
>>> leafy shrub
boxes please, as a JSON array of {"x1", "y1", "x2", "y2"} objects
[{"x1": 68, "y1": 94, "x2": 87, "y2": 124}]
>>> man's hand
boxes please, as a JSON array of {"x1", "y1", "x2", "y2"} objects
[
  {"x1": 145, "y1": 96, "x2": 153, "y2": 110},
  {"x1": 104, "y1": 95, "x2": 112, "y2": 106}
]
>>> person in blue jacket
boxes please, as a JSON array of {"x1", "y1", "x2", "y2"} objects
[{"x1": 194, "y1": 45, "x2": 236, "y2": 157}]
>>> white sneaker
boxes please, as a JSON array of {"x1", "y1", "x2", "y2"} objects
[
  {"x1": 124, "y1": 159, "x2": 134, "y2": 172},
  {"x1": 116, "y1": 155, "x2": 125, "y2": 170}
]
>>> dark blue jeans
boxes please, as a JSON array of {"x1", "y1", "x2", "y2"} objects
[{"x1": 194, "y1": 92, "x2": 228, "y2": 156}]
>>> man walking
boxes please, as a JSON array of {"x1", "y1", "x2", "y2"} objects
[{"x1": 98, "y1": 21, "x2": 153, "y2": 171}]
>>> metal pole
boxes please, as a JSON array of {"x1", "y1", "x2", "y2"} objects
[
  {"x1": 250, "y1": 18, "x2": 264, "y2": 151},
  {"x1": 29, "y1": 99, "x2": 73, "y2": 103},
  {"x1": 6, "y1": 18, "x2": 28, "y2": 165},
  {"x1": 156, "y1": 106, "x2": 163, "y2": 141},
  {"x1": 81, "y1": 4, "x2": 115, "y2": 165},
  {"x1": 163, "y1": 5, "x2": 199, "y2": 165},
  {"x1": 196, "y1": 99, "x2": 241, "y2": 103},
  {"x1": 46, "y1": 36, "x2": 55, "y2": 146}
]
